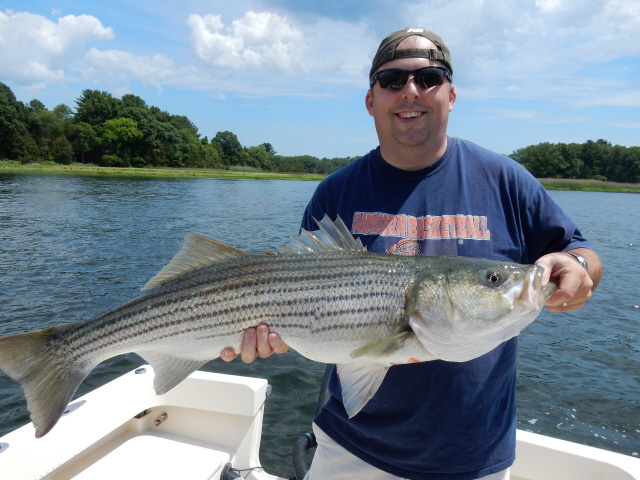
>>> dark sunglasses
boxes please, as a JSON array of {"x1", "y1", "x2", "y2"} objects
[{"x1": 370, "y1": 66, "x2": 452, "y2": 90}]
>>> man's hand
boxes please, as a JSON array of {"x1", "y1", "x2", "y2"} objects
[
  {"x1": 220, "y1": 324, "x2": 290, "y2": 363},
  {"x1": 535, "y1": 248, "x2": 601, "y2": 312}
]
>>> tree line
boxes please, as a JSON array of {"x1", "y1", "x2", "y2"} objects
[
  {"x1": 510, "y1": 139, "x2": 640, "y2": 184},
  {"x1": 0, "y1": 82, "x2": 356, "y2": 174},
  {"x1": 1, "y1": 82, "x2": 638, "y2": 182}
]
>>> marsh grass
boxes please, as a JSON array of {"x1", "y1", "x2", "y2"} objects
[
  {"x1": 0, "y1": 161, "x2": 324, "y2": 181},
  {"x1": 538, "y1": 178, "x2": 640, "y2": 193},
  {"x1": 2, "y1": 162, "x2": 639, "y2": 192}
]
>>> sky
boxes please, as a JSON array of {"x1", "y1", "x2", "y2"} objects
[{"x1": 1, "y1": 0, "x2": 639, "y2": 159}]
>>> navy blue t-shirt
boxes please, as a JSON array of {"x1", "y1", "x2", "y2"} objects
[{"x1": 301, "y1": 137, "x2": 589, "y2": 480}]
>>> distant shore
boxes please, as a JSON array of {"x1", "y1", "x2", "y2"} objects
[
  {"x1": 2, "y1": 162, "x2": 639, "y2": 192},
  {"x1": 0, "y1": 162, "x2": 325, "y2": 182}
]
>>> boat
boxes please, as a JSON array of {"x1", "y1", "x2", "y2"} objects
[{"x1": 0, "y1": 366, "x2": 638, "y2": 480}]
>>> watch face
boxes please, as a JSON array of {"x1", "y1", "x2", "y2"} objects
[{"x1": 567, "y1": 252, "x2": 588, "y2": 272}]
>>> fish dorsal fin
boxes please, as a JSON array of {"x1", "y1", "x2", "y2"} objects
[
  {"x1": 142, "y1": 233, "x2": 248, "y2": 290},
  {"x1": 279, "y1": 215, "x2": 367, "y2": 254}
]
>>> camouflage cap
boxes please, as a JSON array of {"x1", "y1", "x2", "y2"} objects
[{"x1": 369, "y1": 27, "x2": 453, "y2": 80}]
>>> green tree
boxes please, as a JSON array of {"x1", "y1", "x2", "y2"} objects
[
  {"x1": 13, "y1": 134, "x2": 41, "y2": 163},
  {"x1": 582, "y1": 139, "x2": 611, "y2": 179},
  {"x1": 558, "y1": 143, "x2": 583, "y2": 179},
  {"x1": 67, "y1": 121, "x2": 99, "y2": 163},
  {"x1": 75, "y1": 90, "x2": 121, "y2": 127},
  {"x1": 213, "y1": 131, "x2": 243, "y2": 165},
  {"x1": 511, "y1": 143, "x2": 563, "y2": 178},
  {"x1": 26, "y1": 99, "x2": 46, "y2": 111},
  {"x1": 244, "y1": 145, "x2": 273, "y2": 170},
  {"x1": 101, "y1": 117, "x2": 143, "y2": 165},
  {"x1": 0, "y1": 82, "x2": 29, "y2": 159},
  {"x1": 48, "y1": 135, "x2": 74, "y2": 164},
  {"x1": 25, "y1": 108, "x2": 69, "y2": 162},
  {"x1": 53, "y1": 104, "x2": 74, "y2": 120},
  {"x1": 260, "y1": 142, "x2": 276, "y2": 156}
]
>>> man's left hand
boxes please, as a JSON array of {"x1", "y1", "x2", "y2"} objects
[{"x1": 535, "y1": 248, "x2": 601, "y2": 312}]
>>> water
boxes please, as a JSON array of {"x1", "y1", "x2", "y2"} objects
[{"x1": 0, "y1": 176, "x2": 638, "y2": 476}]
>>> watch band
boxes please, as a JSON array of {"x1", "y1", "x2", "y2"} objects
[{"x1": 565, "y1": 252, "x2": 588, "y2": 272}]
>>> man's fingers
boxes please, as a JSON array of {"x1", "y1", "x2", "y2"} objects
[
  {"x1": 269, "y1": 332, "x2": 290, "y2": 354},
  {"x1": 256, "y1": 324, "x2": 272, "y2": 358},
  {"x1": 220, "y1": 347, "x2": 238, "y2": 362},
  {"x1": 219, "y1": 324, "x2": 290, "y2": 363},
  {"x1": 240, "y1": 327, "x2": 259, "y2": 363}
]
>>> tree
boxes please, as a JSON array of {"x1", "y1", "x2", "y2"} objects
[
  {"x1": 213, "y1": 131, "x2": 243, "y2": 165},
  {"x1": 101, "y1": 117, "x2": 143, "y2": 165},
  {"x1": 26, "y1": 108, "x2": 68, "y2": 161},
  {"x1": 0, "y1": 82, "x2": 29, "y2": 159},
  {"x1": 12, "y1": 134, "x2": 40, "y2": 164},
  {"x1": 48, "y1": 135, "x2": 74, "y2": 164},
  {"x1": 67, "y1": 122, "x2": 99, "y2": 163},
  {"x1": 245, "y1": 145, "x2": 273, "y2": 170},
  {"x1": 582, "y1": 139, "x2": 611, "y2": 179},
  {"x1": 260, "y1": 143, "x2": 276, "y2": 156},
  {"x1": 558, "y1": 143, "x2": 583, "y2": 179},
  {"x1": 27, "y1": 99, "x2": 46, "y2": 111},
  {"x1": 511, "y1": 143, "x2": 564, "y2": 178},
  {"x1": 53, "y1": 104, "x2": 74, "y2": 120},
  {"x1": 75, "y1": 90, "x2": 121, "y2": 127}
]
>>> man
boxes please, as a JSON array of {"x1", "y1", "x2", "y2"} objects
[{"x1": 222, "y1": 27, "x2": 602, "y2": 479}]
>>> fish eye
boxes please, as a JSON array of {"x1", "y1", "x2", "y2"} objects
[{"x1": 486, "y1": 272, "x2": 502, "y2": 285}]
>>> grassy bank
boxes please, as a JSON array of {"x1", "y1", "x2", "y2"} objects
[
  {"x1": 0, "y1": 161, "x2": 325, "y2": 181},
  {"x1": 2, "y1": 162, "x2": 639, "y2": 192},
  {"x1": 537, "y1": 178, "x2": 640, "y2": 193}
]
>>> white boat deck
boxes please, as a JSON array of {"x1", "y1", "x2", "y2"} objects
[{"x1": 0, "y1": 367, "x2": 638, "y2": 480}]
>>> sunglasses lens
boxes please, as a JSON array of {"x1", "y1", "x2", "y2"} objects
[
  {"x1": 415, "y1": 69, "x2": 445, "y2": 88},
  {"x1": 377, "y1": 71, "x2": 407, "y2": 89},
  {"x1": 374, "y1": 67, "x2": 449, "y2": 89}
]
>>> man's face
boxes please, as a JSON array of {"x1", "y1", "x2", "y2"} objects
[{"x1": 366, "y1": 39, "x2": 456, "y2": 157}]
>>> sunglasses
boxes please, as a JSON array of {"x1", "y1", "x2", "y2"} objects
[{"x1": 370, "y1": 66, "x2": 452, "y2": 90}]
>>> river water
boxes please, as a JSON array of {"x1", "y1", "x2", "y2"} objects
[{"x1": 0, "y1": 175, "x2": 638, "y2": 476}]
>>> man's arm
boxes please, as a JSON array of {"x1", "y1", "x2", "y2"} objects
[{"x1": 535, "y1": 247, "x2": 602, "y2": 312}]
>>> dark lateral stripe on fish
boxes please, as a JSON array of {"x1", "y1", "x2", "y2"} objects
[
  {"x1": 63, "y1": 292, "x2": 403, "y2": 362},
  {"x1": 60, "y1": 290, "x2": 406, "y2": 362}
]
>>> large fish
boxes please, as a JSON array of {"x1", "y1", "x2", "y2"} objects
[{"x1": 0, "y1": 216, "x2": 556, "y2": 438}]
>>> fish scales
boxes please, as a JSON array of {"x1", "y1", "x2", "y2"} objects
[
  {"x1": 62, "y1": 251, "x2": 419, "y2": 368},
  {"x1": 0, "y1": 215, "x2": 556, "y2": 437}
]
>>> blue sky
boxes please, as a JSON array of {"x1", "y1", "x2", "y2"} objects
[{"x1": 1, "y1": 0, "x2": 639, "y2": 158}]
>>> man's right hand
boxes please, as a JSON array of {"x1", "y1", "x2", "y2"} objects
[{"x1": 220, "y1": 324, "x2": 290, "y2": 363}]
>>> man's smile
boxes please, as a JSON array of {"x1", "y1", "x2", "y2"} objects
[{"x1": 397, "y1": 111, "x2": 424, "y2": 119}]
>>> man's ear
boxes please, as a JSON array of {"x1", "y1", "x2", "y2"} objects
[{"x1": 365, "y1": 89, "x2": 374, "y2": 117}]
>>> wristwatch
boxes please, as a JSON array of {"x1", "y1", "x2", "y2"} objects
[{"x1": 565, "y1": 252, "x2": 588, "y2": 272}]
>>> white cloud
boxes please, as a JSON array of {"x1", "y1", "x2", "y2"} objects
[
  {"x1": 84, "y1": 48, "x2": 177, "y2": 86},
  {"x1": 187, "y1": 11, "x2": 305, "y2": 73},
  {"x1": 181, "y1": 10, "x2": 378, "y2": 96},
  {"x1": 399, "y1": 0, "x2": 640, "y2": 105},
  {"x1": 0, "y1": 10, "x2": 113, "y2": 86}
]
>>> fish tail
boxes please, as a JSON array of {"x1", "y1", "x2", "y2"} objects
[{"x1": 0, "y1": 325, "x2": 88, "y2": 438}]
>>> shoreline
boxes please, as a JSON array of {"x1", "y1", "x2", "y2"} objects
[
  {"x1": 0, "y1": 162, "x2": 325, "y2": 182},
  {"x1": 1, "y1": 162, "x2": 639, "y2": 192}
]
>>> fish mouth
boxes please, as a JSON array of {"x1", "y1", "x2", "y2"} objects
[{"x1": 517, "y1": 266, "x2": 557, "y2": 310}]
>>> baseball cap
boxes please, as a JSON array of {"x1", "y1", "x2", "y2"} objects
[{"x1": 369, "y1": 27, "x2": 453, "y2": 80}]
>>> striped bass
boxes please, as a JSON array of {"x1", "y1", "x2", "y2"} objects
[{"x1": 0, "y1": 216, "x2": 556, "y2": 438}]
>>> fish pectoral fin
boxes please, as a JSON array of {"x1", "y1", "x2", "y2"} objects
[
  {"x1": 141, "y1": 353, "x2": 208, "y2": 395},
  {"x1": 142, "y1": 233, "x2": 248, "y2": 290},
  {"x1": 336, "y1": 364, "x2": 389, "y2": 418},
  {"x1": 349, "y1": 331, "x2": 412, "y2": 359}
]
